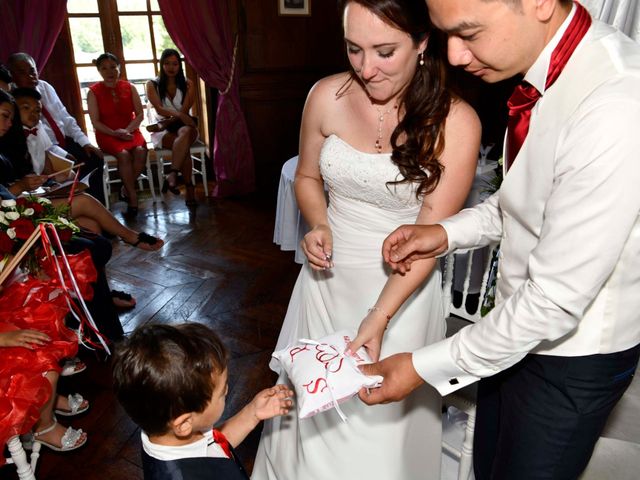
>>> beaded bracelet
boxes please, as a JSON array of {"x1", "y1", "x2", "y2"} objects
[{"x1": 367, "y1": 306, "x2": 392, "y2": 322}]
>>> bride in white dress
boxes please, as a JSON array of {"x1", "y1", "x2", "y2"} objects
[{"x1": 252, "y1": 1, "x2": 480, "y2": 478}]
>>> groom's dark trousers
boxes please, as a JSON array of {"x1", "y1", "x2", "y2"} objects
[{"x1": 473, "y1": 343, "x2": 640, "y2": 480}]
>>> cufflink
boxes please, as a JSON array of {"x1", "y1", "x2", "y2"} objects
[{"x1": 449, "y1": 378, "x2": 459, "y2": 386}]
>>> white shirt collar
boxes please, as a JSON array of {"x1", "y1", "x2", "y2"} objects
[
  {"x1": 524, "y1": 3, "x2": 577, "y2": 94},
  {"x1": 141, "y1": 429, "x2": 228, "y2": 461}
]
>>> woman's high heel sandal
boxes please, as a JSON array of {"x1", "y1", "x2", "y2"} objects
[
  {"x1": 161, "y1": 169, "x2": 181, "y2": 195},
  {"x1": 185, "y1": 183, "x2": 197, "y2": 208}
]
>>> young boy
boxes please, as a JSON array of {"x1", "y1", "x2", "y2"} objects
[
  {"x1": 112, "y1": 323, "x2": 294, "y2": 480},
  {"x1": 11, "y1": 87, "x2": 73, "y2": 180}
]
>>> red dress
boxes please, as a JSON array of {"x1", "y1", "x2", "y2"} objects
[
  {"x1": 90, "y1": 80, "x2": 146, "y2": 155},
  {"x1": 0, "y1": 252, "x2": 97, "y2": 464}
]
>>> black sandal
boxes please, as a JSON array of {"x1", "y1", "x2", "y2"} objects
[
  {"x1": 119, "y1": 186, "x2": 129, "y2": 202},
  {"x1": 185, "y1": 183, "x2": 197, "y2": 208},
  {"x1": 125, "y1": 204, "x2": 138, "y2": 217},
  {"x1": 162, "y1": 169, "x2": 181, "y2": 195},
  {"x1": 126, "y1": 232, "x2": 164, "y2": 251},
  {"x1": 111, "y1": 290, "x2": 136, "y2": 309}
]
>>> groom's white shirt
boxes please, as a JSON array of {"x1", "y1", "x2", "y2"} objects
[{"x1": 413, "y1": 13, "x2": 640, "y2": 396}]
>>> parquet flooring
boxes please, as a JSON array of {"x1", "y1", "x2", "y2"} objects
[{"x1": 1, "y1": 184, "x2": 300, "y2": 480}]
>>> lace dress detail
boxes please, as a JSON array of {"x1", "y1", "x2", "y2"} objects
[{"x1": 320, "y1": 134, "x2": 421, "y2": 211}]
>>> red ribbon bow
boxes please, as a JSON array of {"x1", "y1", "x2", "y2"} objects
[{"x1": 212, "y1": 429, "x2": 232, "y2": 459}]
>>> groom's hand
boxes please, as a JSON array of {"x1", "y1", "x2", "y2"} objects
[
  {"x1": 382, "y1": 224, "x2": 449, "y2": 273},
  {"x1": 358, "y1": 353, "x2": 425, "y2": 405}
]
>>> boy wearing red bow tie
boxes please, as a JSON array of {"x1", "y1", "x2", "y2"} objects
[
  {"x1": 113, "y1": 323, "x2": 294, "y2": 480},
  {"x1": 12, "y1": 87, "x2": 73, "y2": 182}
]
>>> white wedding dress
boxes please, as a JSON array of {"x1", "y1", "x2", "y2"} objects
[{"x1": 252, "y1": 135, "x2": 444, "y2": 480}]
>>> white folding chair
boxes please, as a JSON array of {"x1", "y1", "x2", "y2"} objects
[
  {"x1": 4, "y1": 436, "x2": 41, "y2": 480},
  {"x1": 441, "y1": 244, "x2": 498, "y2": 480},
  {"x1": 153, "y1": 140, "x2": 209, "y2": 197},
  {"x1": 102, "y1": 152, "x2": 157, "y2": 210}
]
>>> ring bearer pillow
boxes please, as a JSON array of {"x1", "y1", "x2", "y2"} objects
[{"x1": 272, "y1": 330, "x2": 383, "y2": 420}]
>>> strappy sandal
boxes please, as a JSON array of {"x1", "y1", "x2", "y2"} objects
[
  {"x1": 162, "y1": 169, "x2": 181, "y2": 195},
  {"x1": 119, "y1": 186, "x2": 129, "y2": 202},
  {"x1": 185, "y1": 183, "x2": 197, "y2": 208},
  {"x1": 125, "y1": 232, "x2": 164, "y2": 251},
  {"x1": 111, "y1": 290, "x2": 136, "y2": 309},
  {"x1": 60, "y1": 357, "x2": 86, "y2": 377},
  {"x1": 125, "y1": 204, "x2": 139, "y2": 217},
  {"x1": 55, "y1": 393, "x2": 90, "y2": 417},
  {"x1": 33, "y1": 417, "x2": 87, "y2": 452}
]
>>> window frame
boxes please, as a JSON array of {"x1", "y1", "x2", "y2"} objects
[{"x1": 65, "y1": 0, "x2": 206, "y2": 144}]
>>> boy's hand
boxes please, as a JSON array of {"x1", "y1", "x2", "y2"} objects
[{"x1": 251, "y1": 384, "x2": 294, "y2": 421}]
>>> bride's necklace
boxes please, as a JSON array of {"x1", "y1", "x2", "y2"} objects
[{"x1": 373, "y1": 102, "x2": 397, "y2": 153}]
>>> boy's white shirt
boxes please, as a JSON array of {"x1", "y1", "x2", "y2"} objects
[
  {"x1": 141, "y1": 429, "x2": 228, "y2": 461},
  {"x1": 23, "y1": 120, "x2": 69, "y2": 174}
]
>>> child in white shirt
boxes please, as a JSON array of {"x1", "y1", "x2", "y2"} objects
[
  {"x1": 12, "y1": 87, "x2": 72, "y2": 180},
  {"x1": 112, "y1": 323, "x2": 294, "y2": 480}
]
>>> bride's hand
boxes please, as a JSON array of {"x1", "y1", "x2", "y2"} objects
[
  {"x1": 346, "y1": 309, "x2": 390, "y2": 362},
  {"x1": 300, "y1": 224, "x2": 333, "y2": 270}
]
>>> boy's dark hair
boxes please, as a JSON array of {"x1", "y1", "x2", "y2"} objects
[
  {"x1": 10, "y1": 87, "x2": 41, "y2": 101},
  {"x1": 112, "y1": 323, "x2": 228, "y2": 436}
]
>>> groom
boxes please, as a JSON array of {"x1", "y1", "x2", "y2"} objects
[{"x1": 354, "y1": 0, "x2": 640, "y2": 478}]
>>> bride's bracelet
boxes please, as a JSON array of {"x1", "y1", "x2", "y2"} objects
[{"x1": 367, "y1": 306, "x2": 392, "y2": 323}]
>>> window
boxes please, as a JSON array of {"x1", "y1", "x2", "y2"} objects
[{"x1": 66, "y1": 0, "x2": 204, "y2": 144}]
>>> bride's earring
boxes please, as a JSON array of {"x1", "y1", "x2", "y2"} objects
[{"x1": 418, "y1": 51, "x2": 425, "y2": 66}]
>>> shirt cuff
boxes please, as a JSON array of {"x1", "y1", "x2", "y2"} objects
[
  {"x1": 435, "y1": 220, "x2": 469, "y2": 257},
  {"x1": 412, "y1": 337, "x2": 479, "y2": 396},
  {"x1": 77, "y1": 135, "x2": 91, "y2": 148}
]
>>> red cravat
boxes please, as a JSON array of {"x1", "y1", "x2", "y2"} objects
[
  {"x1": 41, "y1": 104, "x2": 66, "y2": 148},
  {"x1": 506, "y1": 2, "x2": 591, "y2": 170},
  {"x1": 212, "y1": 428, "x2": 232, "y2": 459}
]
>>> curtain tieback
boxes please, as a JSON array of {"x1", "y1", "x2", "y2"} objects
[{"x1": 219, "y1": 34, "x2": 239, "y2": 96}]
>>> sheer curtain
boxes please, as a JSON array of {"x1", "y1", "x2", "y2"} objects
[
  {"x1": 582, "y1": 0, "x2": 640, "y2": 41},
  {"x1": 158, "y1": 0, "x2": 255, "y2": 197},
  {"x1": 0, "y1": 0, "x2": 67, "y2": 69}
]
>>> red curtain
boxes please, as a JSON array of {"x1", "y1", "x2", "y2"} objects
[
  {"x1": 0, "y1": 0, "x2": 67, "y2": 70},
  {"x1": 158, "y1": 0, "x2": 255, "y2": 197}
]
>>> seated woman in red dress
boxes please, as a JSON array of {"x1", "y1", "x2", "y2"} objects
[{"x1": 88, "y1": 53, "x2": 147, "y2": 216}]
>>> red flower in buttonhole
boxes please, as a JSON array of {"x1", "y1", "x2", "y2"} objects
[
  {"x1": 0, "y1": 231, "x2": 13, "y2": 254},
  {"x1": 9, "y1": 217, "x2": 37, "y2": 240}
]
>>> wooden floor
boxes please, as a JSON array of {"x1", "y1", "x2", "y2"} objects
[{"x1": 1, "y1": 184, "x2": 300, "y2": 480}]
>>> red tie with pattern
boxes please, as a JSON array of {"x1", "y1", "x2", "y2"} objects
[
  {"x1": 41, "y1": 104, "x2": 66, "y2": 148},
  {"x1": 506, "y1": 2, "x2": 591, "y2": 170},
  {"x1": 212, "y1": 428, "x2": 233, "y2": 458}
]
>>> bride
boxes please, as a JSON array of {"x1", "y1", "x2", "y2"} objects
[{"x1": 252, "y1": 0, "x2": 480, "y2": 478}]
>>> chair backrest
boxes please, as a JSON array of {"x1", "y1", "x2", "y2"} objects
[{"x1": 442, "y1": 243, "x2": 498, "y2": 323}]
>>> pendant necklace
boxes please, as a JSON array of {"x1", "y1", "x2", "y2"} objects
[{"x1": 374, "y1": 102, "x2": 397, "y2": 153}]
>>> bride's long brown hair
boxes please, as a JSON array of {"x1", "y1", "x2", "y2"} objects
[{"x1": 337, "y1": 0, "x2": 451, "y2": 198}]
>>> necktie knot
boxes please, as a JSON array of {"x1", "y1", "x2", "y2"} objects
[
  {"x1": 23, "y1": 127, "x2": 38, "y2": 137},
  {"x1": 507, "y1": 82, "x2": 541, "y2": 116},
  {"x1": 506, "y1": 3, "x2": 591, "y2": 171}
]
